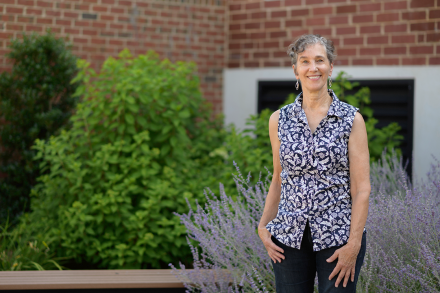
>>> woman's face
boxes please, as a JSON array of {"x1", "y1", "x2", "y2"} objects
[{"x1": 293, "y1": 43, "x2": 333, "y2": 93}]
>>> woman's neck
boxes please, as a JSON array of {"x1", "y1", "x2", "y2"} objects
[{"x1": 302, "y1": 88, "x2": 332, "y2": 111}]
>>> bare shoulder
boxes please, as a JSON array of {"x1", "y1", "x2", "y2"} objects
[
  {"x1": 351, "y1": 112, "x2": 367, "y2": 135},
  {"x1": 269, "y1": 109, "x2": 280, "y2": 125}
]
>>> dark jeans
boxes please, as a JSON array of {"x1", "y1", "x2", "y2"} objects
[{"x1": 271, "y1": 222, "x2": 367, "y2": 293}]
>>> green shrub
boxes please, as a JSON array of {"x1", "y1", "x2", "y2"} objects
[
  {"x1": 28, "y1": 49, "x2": 224, "y2": 269},
  {"x1": 0, "y1": 215, "x2": 65, "y2": 271},
  {"x1": 0, "y1": 29, "x2": 79, "y2": 225}
]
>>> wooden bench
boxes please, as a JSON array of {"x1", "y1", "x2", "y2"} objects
[{"x1": 0, "y1": 270, "x2": 189, "y2": 292}]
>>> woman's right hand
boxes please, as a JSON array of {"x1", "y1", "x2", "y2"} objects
[{"x1": 258, "y1": 226, "x2": 285, "y2": 263}]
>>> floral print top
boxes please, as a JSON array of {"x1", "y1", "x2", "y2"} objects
[{"x1": 266, "y1": 89, "x2": 360, "y2": 251}]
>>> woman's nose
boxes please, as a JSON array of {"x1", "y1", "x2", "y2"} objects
[{"x1": 309, "y1": 61, "x2": 317, "y2": 71}]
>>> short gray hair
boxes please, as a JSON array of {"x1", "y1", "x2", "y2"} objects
[{"x1": 287, "y1": 34, "x2": 336, "y2": 68}]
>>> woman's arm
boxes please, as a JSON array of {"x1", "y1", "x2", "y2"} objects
[
  {"x1": 327, "y1": 112, "x2": 371, "y2": 287},
  {"x1": 258, "y1": 110, "x2": 285, "y2": 263}
]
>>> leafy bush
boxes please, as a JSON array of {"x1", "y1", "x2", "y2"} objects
[
  {"x1": 172, "y1": 152, "x2": 440, "y2": 293},
  {"x1": 28, "y1": 49, "x2": 224, "y2": 269},
  {"x1": 0, "y1": 215, "x2": 65, "y2": 271},
  {"x1": 0, "y1": 29, "x2": 79, "y2": 225}
]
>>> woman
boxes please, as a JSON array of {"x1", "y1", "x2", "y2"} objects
[{"x1": 258, "y1": 34, "x2": 370, "y2": 293}]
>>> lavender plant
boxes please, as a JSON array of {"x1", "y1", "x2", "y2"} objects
[
  {"x1": 173, "y1": 153, "x2": 439, "y2": 293},
  {"x1": 360, "y1": 155, "x2": 440, "y2": 293},
  {"x1": 171, "y1": 165, "x2": 275, "y2": 292}
]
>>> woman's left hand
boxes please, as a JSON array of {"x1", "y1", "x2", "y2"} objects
[{"x1": 326, "y1": 242, "x2": 361, "y2": 288}]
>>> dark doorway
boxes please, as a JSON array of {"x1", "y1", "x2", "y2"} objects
[{"x1": 257, "y1": 79, "x2": 414, "y2": 177}]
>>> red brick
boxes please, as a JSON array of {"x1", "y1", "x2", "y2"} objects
[
  {"x1": 92, "y1": 5, "x2": 107, "y2": 12},
  {"x1": 231, "y1": 33, "x2": 246, "y2": 40},
  {"x1": 384, "y1": 46, "x2": 406, "y2": 55},
  {"x1": 338, "y1": 48, "x2": 357, "y2": 56},
  {"x1": 263, "y1": 42, "x2": 278, "y2": 48},
  {"x1": 0, "y1": 0, "x2": 14, "y2": 3},
  {"x1": 245, "y1": 2, "x2": 260, "y2": 9},
  {"x1": 83, "y1": 29, "x2": 98, "y2": 36},
  {"x1": 101, "y1": 15, "x2": 114, "y2": 21},
  {"x1": 291, "y1": 9, "x2": 309, "y2": 17},
  {"x1": 411, "y1": 22, "x2": 435, "y2": 31},
  {"x1": 244, "y1": 22, "x2": 259, "y2": 29},
  {"x1": 46, "y1": 10, "x2": 61, "y2": 17},
  {"x1": 251, "y1": 12, "x2": 266, "y2": 19},
  {"x1": 410, "y1": 45, "x2": 434, "y2": 54},
  {"x1": 36, "y1": 0, "x2": 52, "y2": 7},
  {"x1": 313, "y1": 28, "x2": 332, "y2": 36},
  {"x1": 37, "y1": 17, "x2": 53, "y2": 24},
  {"x1": 6, "y1": 7, "x2": 23, "y2": 14},
  {"x1": 353, "y1": 58, "x2": 373, "y2": 65},
  {"x1": 377, "y1": 58, "x2": 400, "y2": 65},
  {"x1": 402, "y1": 57, "x2": 426, "y2": 65},
  {"x1": 313, "y1": 6, "x2": 333, "y2": 15},
  {"x1": 360, "y1": 3, "x2": 381, "y2": 12},
  {"x1": 109, "y1": 23, "x2": 123, "y2": 30},
  {"x1": 264, "y1": 0, "x2": 281, "y2": 8},
  {"x1": 250, "y1": 32, "x2": 266, "y2": 39},
  {"x1": 368, "y1": 36, "x2": 389, "y2": 44},
  {"x1": 26, "y1": 8, "x2": 42, "y2": 15},
  {"x1": 229, "y1": 4, "x2": 241, "y2": 11},
  {"x1": 337, "y1": 27, "x2": 356, "y2": 35},
  {"x1": 307, "y1": 0, "x2": 324, "y2": 4},
  {"x1": 102, "y1": 0, "x2": 115, "y2": 3},
  {"x1": 286, "y1": 20, "x2": 302, "y2": 27},
  {"x1": 334, "y1": 59, "x2": 349, "y2": 66},
  {"x1": 65, "y1": 28, "x2": 80, "y2": 34},
  {"x1": 7, "y1": 24, "x2": 24, "y2": 31},
  {"x1": 392, "y1": 34, "x2": 416, "y2": 43},
  {"x1": 111, "y1": 7, "x2": 124, "y2": 14},
  {"x1": 377, "y1": 13, "x2": 400, "y2": 22},
  {"x1": 244, "y1": 61, "x2": 259, "y2": 67},
  {"x1": 73, "y1": 37, "x2": 89, "y2": 44},
  {"x1": 17, "y1": 17, "x2": 34, "y2": 23},
  {"x1": 384, "y1": 1, "x2": 407, "y2": 10},
  {"x1": 232, "y1": 13, "x2": 247, "y2": 21},
  {"x1": 427, "y1": 33, "x2": 440, "y2": 42},
  {"x1": 385, "y1": 24, "x2": 407, "y2": 33},
  {"x1": 285, "y1": 0, "x2": 301, "y2": 5},
  {"x1": 360, "y1": 25, "x2": 381, "y2": 34},
  {"x1": 402, "y1": 11, "x2": 426, "y2": 20},
  {"x1": 271, "y1": 10, "x2": 287, "y2": 18},
  {"x1": 410, "y1": 0, "x2": 434, "y2": 8},
  {"x1": 265, "y1": 21, "x2": 280, "y2": 29},
  {"x1": 92, "y1": 22, "x2": 106, "y2": 29},
  {"x1": 336, "y1": 5, "x2": 357, "y2": 14},
  {"x1": 329, "y1": 0, "x2": 347, "y2": 3},
  {"x1": 270, "y1": 31, "x2": 287, "y2": 39},
  {"x1": 418, "y1": 34, "x2": 425, "y2": 42},
  {"x1": 360, "y1": 47, "x2": 381, "y2": 55},
  {"x1": 274, "y1": 51, "x2": 288, "y2": 58},
  {"x1": 344, "y1": 37, "x2": 363, "y2": 45},
  {"x1": 56, "y1": 19, "x2": 71, "y2": 26},
  {"x1": 264, "y1": 61, "x2": 280, "y2": 67},
  {"x1": 329, "y1": 16, "x2": 348, "y2": 24},
  {"x1": 306, "y1": 17, "x2": 326, "y2": 26},
  {"x1": 254, "y1": 52, "x2": 269, "y2": 58},
  {"x1": 291, "y1": 29, "x2": 310, "y2": 38},
  {"x1": 430, "y1": 10, "x2": 440, "y2": 19},
  {"x1": 352, "y1": 14, "x2": 373, "y2": 23},
  {"x1": 25, "y1": 25, "x2": 42, "y2": 32},
  {"x1": 230, "y1": 23, "x2": 241, "y2": 30},
  {"x1": 429, "y1": 57, "x2": 440, "y2": 64},
  {"x1": 64, "y1": 12, "x2": 79, "y2": 18}
]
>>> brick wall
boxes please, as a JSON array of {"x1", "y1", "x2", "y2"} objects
[
  {"x1": 228, "y1": 0, "x2": 440, "y2": 67},
  {"x1": 0, "y1": 0, "x2": 226, "y2": 113}
]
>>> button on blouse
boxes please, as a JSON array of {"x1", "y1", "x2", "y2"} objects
[{"x1": 266, "y1": 90, "x2": 361, "y2": 251}]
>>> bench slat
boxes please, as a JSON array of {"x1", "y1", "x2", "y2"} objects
[{"x1": 0, "y1": 270, "x2": 188, "y2": 290}]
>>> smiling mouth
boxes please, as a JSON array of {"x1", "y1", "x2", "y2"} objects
[{"x1": 307, "y1": 76, "x2": 321, "y2": 80}]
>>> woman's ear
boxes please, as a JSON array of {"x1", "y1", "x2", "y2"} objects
[{"x1": 292, "y1": 64, "x2": 298, "y2": 79}]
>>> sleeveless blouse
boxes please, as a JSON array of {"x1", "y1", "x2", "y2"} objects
[{"x1": 266, "y1": 89, "x2": 360, "y2": 251}]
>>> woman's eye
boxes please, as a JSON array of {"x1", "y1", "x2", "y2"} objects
[
  {"x1": 317, "y1": 59, "x2": 323, "y2": 62},
  {"x1": 302, "y1": 60, "x2": 308, "y2": 64}
]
